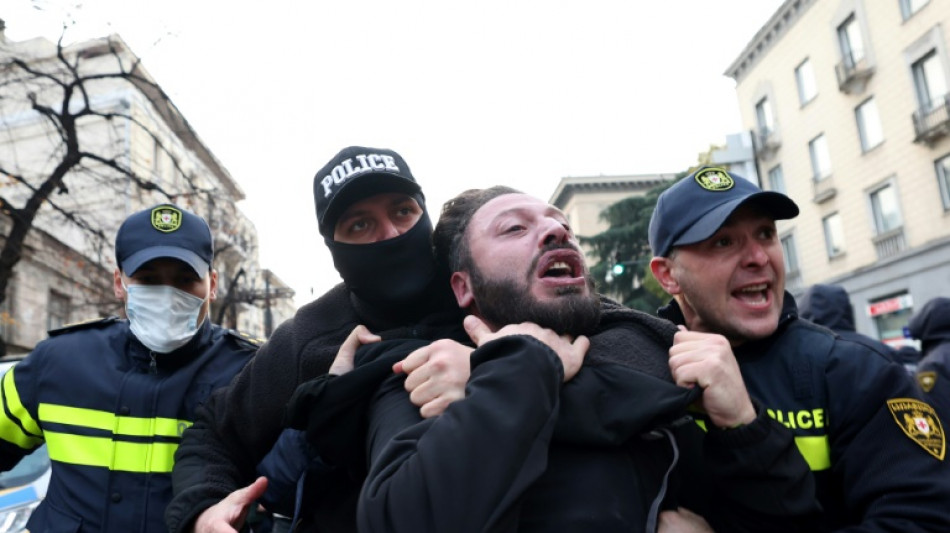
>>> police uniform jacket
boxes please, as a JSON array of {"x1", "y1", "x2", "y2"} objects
[
  {"x1": 284, "y1": 302, "x2": 819, "y2": 533},
  {"x1": 659, "y1": 293, "x2": 950, "y2": 532},
  {"x1": 0, "y1": 317, "x2": 256, "y2": 532}
]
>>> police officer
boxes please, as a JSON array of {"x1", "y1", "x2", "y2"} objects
[
  {"x1": 167, "y1": 147, "x2": 464, "y2": 533},
  {"x1": 0, "y1": 204, "x2": 257, "y2": 532},
  {"x1": 648, "y1": 167, "x2": 950, "y2": 532}
]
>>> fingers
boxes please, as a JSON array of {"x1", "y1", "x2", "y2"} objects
[
  {"x1": 193, "y1": 477, "x2": 269, "y2": 533},
  {"x1": 464, "y1": 314, "x2": 493, "y2": 347},
  {"x1": 400, "y1": 340, "x2": 472, "y2": 416},
  {"x1": 657, "y1": 507, "x2": 714, "y2": 533},
  {"x1": 559, "y1": 334, "x2": 588, "y2": 382},
  {"x1": 667, "y1": 331, "x2": 756, "y2": 428},
  {"x1": 396, "y1": 344, "x2": 433, "y2": 375},
  {"x1": 236, "y1": 476, "x2": 269, "y2": 506},
  {"x1": 330, "y1": 325, "x2": 380, "y2": 375}
]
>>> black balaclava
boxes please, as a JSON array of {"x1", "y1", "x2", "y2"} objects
[
  {"x1": 324, "y1": 202, "x2": 437, "y2": 310},
  {"x1": 313, "y1": 146, "x2": 439, "y2": 310}
]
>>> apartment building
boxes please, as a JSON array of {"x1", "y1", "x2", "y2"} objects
[
  {"x1": 725, "y1": 0, "x2": 950, "y2": 346},
  {"x1": 0, "y1": 28, "x2": 294, "y2": 346}
]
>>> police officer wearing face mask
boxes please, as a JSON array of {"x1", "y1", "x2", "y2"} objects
[
  {"x1": 167, "y1": 147, "x2": 464, "y2": 533},
  {"x1": 0, "y1": 204, "x2": 259, "y2": 533}
]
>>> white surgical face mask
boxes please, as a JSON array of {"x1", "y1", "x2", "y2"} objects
[{"x1": 124, "y1": 282, "x2": 206, "y2": 353}]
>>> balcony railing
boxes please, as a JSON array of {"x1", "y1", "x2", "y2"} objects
[
  {"x1": 756, "y1": 128, "x2": 781, "y2": 161},
  {"x1": 913, "y1": 96, "x2": 950, "y2": 145},
  {"x1": 835, "y1": 56, "x2": 874, "y2": 94},
  {"x1": 812, "y1": 174, "x2": 836, "y2": 203},
  {"x1": 872, "y1": 227, "x2": 906, "y2": 259}
]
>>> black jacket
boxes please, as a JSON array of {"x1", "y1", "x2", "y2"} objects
[
  {"x1": 166, "y1": 280, "x2": 462, "y2": 533},
  {"x1": 287, "y1": 302, "x2": 818, "y2": 532},
  {"x1": 660, "y1": 293, "x2": 950, "y2": 532},
  {"x1": 910, "y1": 297, "x2": 950, "y2": 429}
]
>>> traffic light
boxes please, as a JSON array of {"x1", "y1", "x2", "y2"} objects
[{"x1": 611, "y1": 262, "x2": 626, "y2": 276}]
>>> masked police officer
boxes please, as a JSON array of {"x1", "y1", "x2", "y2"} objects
[{"x1": 0, "y1": 203, "x2": 257, "y2": 532}]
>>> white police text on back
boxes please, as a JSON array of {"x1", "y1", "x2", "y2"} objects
[{"x1": 320, "y1": 154, "x2": 400, "y2": 197}]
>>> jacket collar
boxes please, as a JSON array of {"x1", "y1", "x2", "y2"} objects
[{"x1": 127, "y1": 319, "x2": 214, "y2": 370}]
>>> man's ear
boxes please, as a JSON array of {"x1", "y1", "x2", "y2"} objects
[
  {"x1": 450, "y1": 271, "x2": 474, "y2": 308},
  {"x1": 113, "y1": 269, "x2": 126, "y2": 300},
  {"x1": 649, "y1": 257, "x2": 680, "y2": 295},
  {"x1": 208, "y1": 270, "x2": 218, "y2": 301}
]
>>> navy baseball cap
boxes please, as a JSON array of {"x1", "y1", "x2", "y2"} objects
[
  {"x1": 649, "y1": 166, "x2": 799, "y2": 257},
  {"x1": 115, "y1": 204, "x2": 213, "y2": 277},
  {"x1": 313, "y1": 146, "x2": 423, "y2": 238}
]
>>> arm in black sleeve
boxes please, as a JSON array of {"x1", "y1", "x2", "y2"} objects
[
  {"x1": 358, "y1": 335, "x2": 564, "y2": 533},
  {"x1": 554, "y1": 363, "x2": 820, "y2": 532},
  {"x1": 166, "y1": 319, "x2": 338, "y2": 533},
  {"x1": 695, "y1": 403, "x2": 820, "y2": 533}
]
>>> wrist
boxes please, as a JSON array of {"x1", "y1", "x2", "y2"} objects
[{"x1": 718, "y1": 401, "x2": 758, "y2": 430}]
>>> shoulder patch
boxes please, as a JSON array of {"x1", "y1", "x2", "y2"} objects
[
  {"x1": 227, "y1": 329, "x2": 264, "y2": 349},
  {"x1": 48, "y1": 316, "x2": 120, "y2": 336},
  {"x1": 918, "y1": 371, "x2": 937, "y2": 393},
  {"x1": 886, "y1": 398, "x2": 945, "y2": 460}
]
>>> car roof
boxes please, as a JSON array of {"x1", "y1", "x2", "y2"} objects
[{"x1": 0, "y1": 355, "x2": 25, "y2": 373}]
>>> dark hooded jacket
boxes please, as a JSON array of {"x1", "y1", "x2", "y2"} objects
[
  {"x1": 285, "y1": 299, "x2": 818, "y2": 533},
  {"x1": 798, "y1": 284, "x2": 897, "y2": 357},
  {"x1": 910, "y1": 297, "x2": 950, "y2": 425}
]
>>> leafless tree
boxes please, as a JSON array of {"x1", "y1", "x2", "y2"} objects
[{"x1": 0, "y1": 27, "x2": 260, "y2": 353}]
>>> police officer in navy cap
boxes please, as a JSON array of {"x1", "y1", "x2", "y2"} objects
[
  {"x1": 0, "y1": 203, "x2": 258, "y2": 532},
  {"x1": 648, "y1": 166, "x2": 950, "y2": 531},
  {"x1": 168, "y1": 147, "x2": 468, "y2": 533}
]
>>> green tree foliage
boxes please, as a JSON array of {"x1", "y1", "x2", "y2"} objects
[{"x1": 580, "y1": 175, "x2": 684, "y2": 312}]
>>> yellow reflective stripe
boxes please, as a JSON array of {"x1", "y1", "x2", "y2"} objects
[
  {"x1": 795, "y1": 435, "x2": 831, "y2": 471},
  {"x1": 45, "y1": 431, "x2": 178, "y2": 473},
  {"x1": 39, "y1": 404, "x2": 191, "y2": 437},
  {"x1": 695, "y1": 417, "x2": 830, "y2": 471},
  {"x1": 0, "y1": 369, "x2": 43, "y2": 449}
]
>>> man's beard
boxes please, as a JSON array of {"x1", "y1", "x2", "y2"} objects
[{"x1": 469, "y1": 263, "x2": 601, "y2": 337}]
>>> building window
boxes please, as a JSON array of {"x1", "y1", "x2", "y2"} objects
[
  {"x1": 755, "y1": 97, "x2": 774, "y2": 136},
  {"x1": 936, "y1": 153, "x2": 950, "y2": 210},
  {"x1": 781, "y1": 234, "x2": 799, "y2": 276},
  {"x1": 869, "y1": 183, "x2": 903, "y2": 234},
  {"x1": 47, "y1": 291, "x2": 70, "y2": 331},
  {"x1": 856, "y1": 97, "x2": 884, "y2": 151},
  {"x1": 838, "y1": 14, "x2": 866, "y2": 69},
  {"x1": 912, "y1": 50, "x2": 948, "y2": 112},
  {"x1": 767, "y1": 165, "x2": 786, "y2": 194},
  {"x1": 795, "y1": 58, "x2": 818, "y2": 105},
  {"x1": 822, "y1": 212, "x2": 846, "y2": 258},
  {"x1": 152, "y1": 137, "x2": 166, "y2": 184},
  {"x1": 900, "y1": 0, "x2": 929, "y2": 20},
  {"x1": 809, "y1": 134, "x2": 832, "y2": 181}
]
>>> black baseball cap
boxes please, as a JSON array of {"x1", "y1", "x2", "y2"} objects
[
  {"x1": 313, "y1": 146, "x2": 423, "y2": 238},
  {"x1": 115, "y1": 204, "x2": 213, "y2": 277},
  {"x1": 649, "y1": 166, "x2": 799, "y2": 257}
]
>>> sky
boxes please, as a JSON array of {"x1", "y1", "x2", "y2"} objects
[{"x1": 3, "y1": 0, "x2": 784, "y2": 308}]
